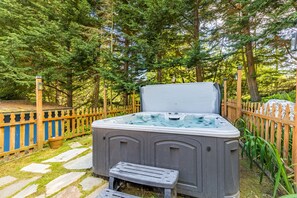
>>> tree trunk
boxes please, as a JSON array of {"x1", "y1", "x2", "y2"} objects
[
  {"x1": 194, "y1": 0, "x2": 203, "y2": 82},
  {"x1": 123, "y1": 36, "x2": 129, "y2": 106},
  {"x1": 156, "y1": 52, "x2": 162, "y2": 83},
  {"x1": 243, "y1": 23, "x2": 261, "y2": 102},
  {"x1": 55, "y1": 80, "x2": 59, "y2": 105},
  {"x1": 195, "y1": 66, "x2": 203, "y2": 82},
  {"x1": 242, "y1": 47, "x2": 248, "y2": 74},
  {"x1": 123, "y1": 92, "x2": 129, "y2": 106},
  {"x1": 66, "y1": 73, "x2": 73, "y2": 107},
  {"x1": 157, "y1": 69, "x2": 162, "y2": 83},
  {"x1": 92, "y1": 73, "x2": 100, "y2": 108}
]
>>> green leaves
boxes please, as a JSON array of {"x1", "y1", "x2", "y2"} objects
[
  {"x1": 0, "y1": 0, "x2": 296, "y2": 106},
  {"x1": 239, "y1": 120, "x2": 295, "y2": 197},
  {"x1": 0, "y1": 0, "x2": 102, "y2": 104}
]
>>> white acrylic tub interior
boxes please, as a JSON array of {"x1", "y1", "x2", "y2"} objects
[{"x1": 92, "y1": 112, "x2": 239, "y2": 138}]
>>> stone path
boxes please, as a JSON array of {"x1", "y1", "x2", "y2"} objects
[
  {"x1": 0, "y1": 176, "x2": 17, "y2": 187},
  {"x1": 0, "y1": 142, "x2": 107, "y2": 198},
  {"x1": 12, "y1": 184, "x2": 38, "y2": 198},
  {"x1": 53, "y1": 186, "x2": 81, "y2": 198},
  {"x1": 69, "y1": 142, "x2": 83, "y2": 149},
  {"x1": 80, "y1": 177, "x2": 103, "y2": 191},
  {"x1": 85, "y1": 183, "x2": 108, "y2": 198},
  {"x1": 0, "y1": 176, "x2": 40, "y2": 197},
  {"x1": 43, "y1": 148, "x2": 88, "y2": 163},
  {"x1": 63, "y1": 152, "x2": 92, "y2": 170},
  {"x1": 21, "y1": 163, "x2": 51, "y2": 174},
  {"x1": 46, "y1": 172, "x2": 86, "y2": 196}
]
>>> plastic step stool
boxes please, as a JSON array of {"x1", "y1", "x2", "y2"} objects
[
  {"x1": 109, "y1": 162, "x2": 179, "y2": 198},
  {"x1": 96, "y1": 188, "x2": 139, "y2": 198}
]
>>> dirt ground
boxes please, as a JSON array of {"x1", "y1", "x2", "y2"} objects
[{"x1": 0, "y1": 100, "x2": 69, "y2": 113}]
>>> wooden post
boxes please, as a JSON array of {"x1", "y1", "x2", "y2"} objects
[
  {"x1": 236, "y1": 66, "x2": 242, "y2": 120},
  {"x1": 223, "y1": 78, "x2": 227, "y2": 117},
  {"x1": 36, "y1": 76, "x2": 43, "y2": 149},
  {"x1": 0, "y1": 114, "x2": 4, "y2": 153},
  {"x1": 293, "y1": 67, "x2": 297, "y2": 186},
  {"x1": 110, "y1": 87, "x2": 113, "y2": 110},
  {"x1": 132, "y1": 91, "x2": 136, "y2": 113},
  {"x1": 103, "y1": 85, "x2": 107, "y2": 118}
]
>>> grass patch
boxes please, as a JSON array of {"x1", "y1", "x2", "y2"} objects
[
  {"x1": 240, "y1": 153, "x2": 275, "y2": 197},
  {"x1": 0, "y1": 135, "x2": 94, "y2": 197}
]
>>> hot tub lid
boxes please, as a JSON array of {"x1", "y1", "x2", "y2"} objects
[{"x1": 140, "y1": 82, "x2": 221, "y2": 114}]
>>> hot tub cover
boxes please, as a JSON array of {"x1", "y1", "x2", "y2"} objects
[{"x1": 140, "y1": 82, "x2": 221, "y2": 114}]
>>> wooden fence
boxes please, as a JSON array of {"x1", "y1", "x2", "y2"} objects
[
  {"x1": 223, "y1": 67, "x2": 297, "y2": 183},
  {"x1": 0, "y1": 103, "x2": 140, "y2": 158},
  {"x1": 224, "y1": 99, "x2": 295, "y2": 165}
]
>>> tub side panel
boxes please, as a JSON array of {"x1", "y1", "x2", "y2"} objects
[
  {"x1": 93, "y1": 128, "x2": 108, "y2": 177},
  {"x1": 224, "y1": 140, "x2": 239, "y2": 196},
  {"x1": 217, "y1": 138, "x2": 240, "y2": 197},
  {"x1": 93, "y1": 128, "x2": 147, "y2": 177},
  {"x1": 92, "y1": 127, "x2": 239, "y2": 198},
  {"x1": 201, "y1": 136, "x2": 218, "y2": 198},
  {"x1": 105, "y1": 130, "x2": 146, "y2": 169},
  {"x1": 149, "y1": 133, "x2": 219, "y2": 197}
]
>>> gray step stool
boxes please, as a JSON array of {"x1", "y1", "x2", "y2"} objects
[
  {"x1": 97, "y1": 188, "x2": 139, "y2": 198},
  {"x1": 109, "y1": 162, "x2": 179, "y2": 198}
]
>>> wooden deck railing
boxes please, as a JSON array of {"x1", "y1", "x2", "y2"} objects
[{"x1": 0, "y1": 103, "x2": 141, "y2": 159}]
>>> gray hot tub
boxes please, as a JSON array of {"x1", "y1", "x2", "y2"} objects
[{"x1": 92, "y1": 83, "x2": 240, "y2": 198}]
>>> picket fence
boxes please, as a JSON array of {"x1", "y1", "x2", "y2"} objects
[
  {"x1": 0, "y1": 104, "x2": 140, "y2": 158},
  {"x1": 224, "y1": 99, "x2": 295, "y2": 166},
  {"x1": 2, "y1": 95, "x2": 297, "y2": 183}
]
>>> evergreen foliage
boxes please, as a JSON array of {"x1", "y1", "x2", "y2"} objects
[{"x1": 0, "y1": 0, "x2": 296, "y2": 106}]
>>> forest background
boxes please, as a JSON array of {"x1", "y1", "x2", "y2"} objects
[{"x1": 0, "y1": 0, "x2": 297, "y2": 108}]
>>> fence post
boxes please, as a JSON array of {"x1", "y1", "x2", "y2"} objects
[
  {"x1": 223, "y1": 78, "x2": 227, "y2": 117},
  {"x1": 36, "y1": 76, "x2": 43, "y2": 149},
  {"x1": 132, "y1": 91, "x2": 136, "y2": 113},
  {"x1": 103, "y1": 85, "x2": 107, "y2": 118},
  {"x1": 293, "y1": 68, "x2": 297, "y2": 186},
  {"x1": 236, "y1": 66, "x2": 242, "y2": 120},
  {"x1": 110, "y1": 87, "x2": 113, "y2": 110}
]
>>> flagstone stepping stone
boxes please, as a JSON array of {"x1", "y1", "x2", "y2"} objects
[
  {"x1": 69, "y1": 142, "x2": 83, "y2": 149},
  {"x1": 52, "y1": 186, "x2": 81, "y2": 198},
  {"x1": 63, "y1": 153, "x2": 92, "y2": 170},
  {"x1": 85, "y1": 183, "x2": 108, "y2": 198},
  {"x1": 0, "y1": 176, "x2": 41, "y2": 198},
  {"x1": 45, "y1": 172, "x2": 85, "y2": 197},
  {"x1": 43, "y1": 148, "x2": 88, "y2": 163},
  {"x1": 12, "y1": 184, "x2": 38, "y2": 198},
  {"x1": 80, "y1": 177, "x2": 103, "y2": 191},
  {"x1": 0, "y1": 176, "x2": 17, "y2": 187},
  {"x1": 89, "y1": 146, "x2": 92, "y2": 150},
  {"x1": 21, "y1": 163, "x2": 51, "y2": 174}
]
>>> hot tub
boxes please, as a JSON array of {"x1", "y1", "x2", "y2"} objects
[
  {"x1": 92, "y1": 112, "x2": 239, "y2": 198},
  {"x1": 92, "y1": 83, "x2": 240, "y2": 198}
]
